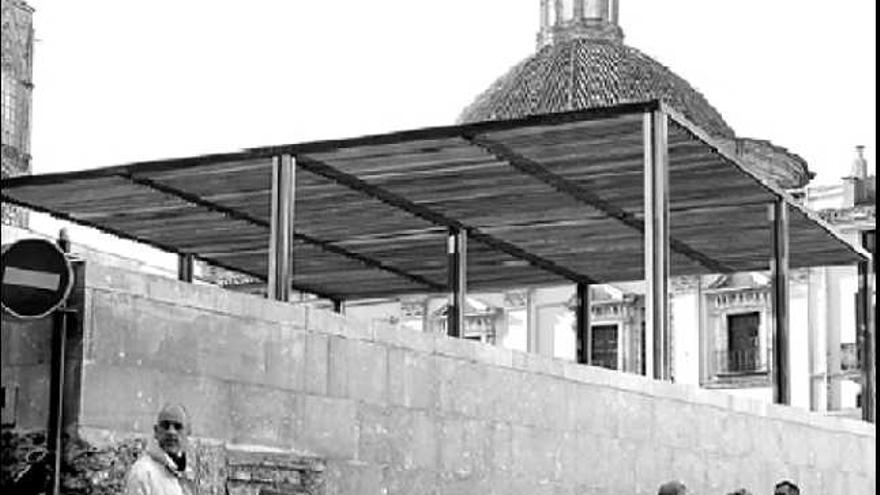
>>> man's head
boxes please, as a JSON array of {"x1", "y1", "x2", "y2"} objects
[
  {"x1": 153, "y1": 403, "x2": 190, "y2": 456},
  {"x1": 774, "y1": 480, "x2": 800, "y2": 495},
  {"x1": 658, "y1": 480, "x2": 688, "y2": 495}
]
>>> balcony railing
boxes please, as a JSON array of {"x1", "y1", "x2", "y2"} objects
[{"x1": 714, "y1": 348, "x2": 768, "y2": 375}]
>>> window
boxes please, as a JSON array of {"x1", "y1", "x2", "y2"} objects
[
  {"x1": 591, "y1": 324, "x2": 618, "y2": 370},
  {"x1": 721, "y1": 312, "x2": 763, "y2": 373}
]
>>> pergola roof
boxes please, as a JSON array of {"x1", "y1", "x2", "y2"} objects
[{"x1": 1, "y1": 101, "x2": 869, "y2": 300}]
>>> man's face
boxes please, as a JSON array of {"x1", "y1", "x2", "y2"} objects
[{"x1": 153, "y1": 406, "x2": 189, "y2": 456}]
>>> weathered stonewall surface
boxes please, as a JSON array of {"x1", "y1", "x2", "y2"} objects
[{"x1": 2, "y1": 264, "x2": 876, "y2": 494}]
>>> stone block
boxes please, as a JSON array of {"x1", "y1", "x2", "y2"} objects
[
  {"x1": 78, "y1": 364, "x2": 232, "y2": 439},
  {"x1": 382, "y1": 468, "x2": 438, "y2": 495},
  {"x1": 324, "y1": 460, "x2": 384, "y2": 495},
  {"x1": 372, "y1": 322, "x2": 435, "y2": 354},
  {"x1": 263, "y1": 327, "x2": 307, "y2": 392},
  {"x1": 0, "y1": 315, "x2": 52, "y2": 365},
  {"x1": 227, "y1": 383, "x2": 300, "y2": 448},
  {"x1": 510, "y1": 425, "x2": 561, "y2": 483},
  {"x1": 387, "y1": 348, "x2": 435, "y2": 410},
  {"x1": 436, "y1": 356, "x2": 481, "y2": 418},
  {"x1": 327, "y1": 336, "x2": 349, "y2": 398},
  {"x1": 347, "y1": 339, "x2": 387, "y2": 404},
  {"x1": 327, "y1": 336, "x2": 387, "y2": 403},
  {"x1": 357, "y1": 405, "x2": 437, "y2": 469},
  {"x1": 434, "y1": 335, "x2": 480, "y2": 361},
  {"x1": 304, "y1": 332, "x2": 329, "y2": 396},
  {"x1": 558, "y1": 431, "x2": 604, "y2": 485},
  {"x1": 653, "y1": 399, "x2": 696, "y2": 449},
  {"x1": 632, "y1": 441, "x2": 674, "y2": 487},
  {"x1": 565, "y1": 383, "x2": 619, "y2": 435},
  {"x1": 614, "y1": 391, "x2": 654, "y2": 441},
  {"x1": 301, "y1": 395, "x2": 358, "y2": 460},
  {"x1": 488, "y1": 421, "x2": 513, "y2": 473}
]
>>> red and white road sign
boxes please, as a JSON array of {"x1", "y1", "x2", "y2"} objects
[{"x1": 1, "y1": 238, "x2": 73, "y2": 319}]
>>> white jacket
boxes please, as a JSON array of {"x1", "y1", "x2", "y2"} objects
[{"x1": 124, "y1": 443, "x2": 195, "y2": 495}]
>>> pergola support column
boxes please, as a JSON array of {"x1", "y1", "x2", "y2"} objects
[
  {"x1": 575, "y1": 282, "x2": 592, "y2": 365},
  {"x1": 770, "y1": 199, "x2": 790, "y2": 405},
  {"x1": 268, "y1": 154, "x2": 296, "y2": 302},
  {"x1": 859, "y1": 231, "x2": 875, "y2": 422},
  {"x1": 447, "y1": 228, "x2": 467, "y2": 338},
  {"x1": 333, "y1": 299, "x2": 345, "y2": 315},
  {"x1": 644, "y1": 109, "x2": 670, "y2": 380},
  {"x1": 177, "y1": 253, "x2": 194, "y2": 283}
]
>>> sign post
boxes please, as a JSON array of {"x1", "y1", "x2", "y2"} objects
[{"x1": 2, "y1": 233, "x2": 75, "y2": 495}]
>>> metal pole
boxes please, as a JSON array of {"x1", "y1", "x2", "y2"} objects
[
  {"x1": 177, "y1": 253, "x2": 194, "y2": 283},
  {"x1": 447, "y1": 229, "x2": 467, "y2": 338},
  {"x1": 576, "y1": 283, "x2": 592, "y2": 364},
  {"x1": 859, "y1": 231, "x2": 875, "y2": 422},
  {"x1": 770, "y1": 200, "x2": 790, "y2": 405},
  {"x1": 47, "y1": 229, "x2": 71, "y2": 495},
  {"x1": 332, "y1": 299, "x2": 344, "y2": 314},
  {"x1": 644, "y1": 109, "x2": 670, "y2": 380},
  {"x1": 268, "y1": 154, "x2": 296, "y2": 301}
]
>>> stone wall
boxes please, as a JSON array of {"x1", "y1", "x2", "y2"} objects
[{"x1": 4, "y1": 263, "x2": 876, "y2": 494}]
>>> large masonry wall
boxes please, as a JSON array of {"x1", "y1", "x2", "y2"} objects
[{"x1": 75, "y1": 264, "x2": 874, "y2": 494}]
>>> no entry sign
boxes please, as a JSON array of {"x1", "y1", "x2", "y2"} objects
[{"x1": 1, "y1": 238, "x2": 74, "y2": 319}]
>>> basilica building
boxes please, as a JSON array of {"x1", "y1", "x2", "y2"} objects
[{"x1": 347, "y1": 0, "x2": 876, "y2": 418}]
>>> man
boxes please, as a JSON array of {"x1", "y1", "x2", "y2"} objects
[
  {"x1": 658, "y1": 480, "x2": 688, "y2": 495},
  {"x1": 774, "y1": 480, "x2": 800, "y2": 495},
  {"x1": 124, "y1": 404, "x2": 196, "y2": 495}
]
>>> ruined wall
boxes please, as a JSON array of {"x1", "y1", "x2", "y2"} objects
[{"x1": 4, "y1": 262, "x2": 875, "y2": 494}]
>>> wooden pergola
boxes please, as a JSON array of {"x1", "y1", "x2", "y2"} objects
[{"x1": 1, "y1": 100, "x2": 873, "y2": 418}]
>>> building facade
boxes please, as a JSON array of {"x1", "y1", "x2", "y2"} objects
[
  {"x1": 348, "y1": 0, "x2": 876, "y2": 419},
  {"x1": 1, "y1": 0, "x2": 34, "y2": 227}
]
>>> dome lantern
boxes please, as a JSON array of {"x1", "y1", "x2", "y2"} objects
[{"x1": 538, "y1": 0, "x2": 623, "y2": 48}]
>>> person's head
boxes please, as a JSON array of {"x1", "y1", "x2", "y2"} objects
[
  {"x1": 727, "y1": 489, "x2": 753, "y2": 495},
  {"x1": 658, "y1": 480, "x2": 688, "y2": 495},
  {"x1": 153, "y1": 403, "x2": 190, "y2": 456},
  {"x1": 774, "y1": 480, "x2": 800, "y2": 495}
]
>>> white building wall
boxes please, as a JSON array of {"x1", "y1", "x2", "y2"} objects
[
  {"x1": 789, "y1": 279, "x2": 811, "y2": 410},
  {"x1": 672, "y1": 291, "x2": 700, "y2": 386}
]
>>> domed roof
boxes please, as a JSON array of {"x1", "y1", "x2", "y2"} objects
[
  {"x1": 458, "y1": 0, "x2": 813, "y2": 189},
  {"x1": 458, "y1": 39, "x2": 736, "y2": 139}
]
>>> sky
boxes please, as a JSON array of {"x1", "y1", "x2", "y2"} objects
[{"x1": 23, "y1": 0, "x2": 876, "y2": 186}]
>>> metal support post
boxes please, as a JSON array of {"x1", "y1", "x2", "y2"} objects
[
  {"x1": 447, "y1": 228, "x2": 467, "y2": 338},
  {"x1": 47, "y1": 229, "x2": 71, "y2": 495},
  {"x1": 770, "y1": 199, "x2": 790, "y2": 405},
  {"x1": 268, "y1": 154, "x2": 296, "y2": 301},
  {"x1": 576, "y1": 283, "x2": 592, "y2": 364},
  {"x1": 177, "y1": 253, "x2": 194, "y2": 283},
  {"x1": 859, "y1": 231, "x2": 875, "y2": 422},
  {"x1": 644, "y1": 109, "x2": 670, "y2": 380},
  {"x1": 332, "y1": 299, "x2": 345, "y2": 314}
]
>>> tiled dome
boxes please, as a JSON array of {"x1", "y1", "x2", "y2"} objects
[
  {"x1": 458, "y1": 0, "x2": 813, "y2": 188},
  {"x1": 458, "y1": 38, "x2": 736, "y2": 139}
]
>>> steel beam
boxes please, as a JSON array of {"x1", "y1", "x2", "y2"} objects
[
  {"x1": 296, "y1": 154, "x2": 596, "y2": 285},
  {"x1": 465, "y1": 135, "x2": 733, "y2": 275},
  {"x1": 447, "y1": 229, "x2": 467, "y2": 338},
  {"x1": 121, "y1": 173, "x2": 443, "y2": 292},
  {"x1": 644, "y1": 110, "x2": 671, "y2": 381},
  {"x1": 575, "y1": 283, "x2": 592, "y2": 365},
  {"x1": 859, "y1": 231, "x2": 875, "y2": 422},
  {"x1": 770, "y1": 199, "x2": 791, "y2": 405},
  {"x1": 269, "y1": 154, "x2": 296, "y2": 301}
]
